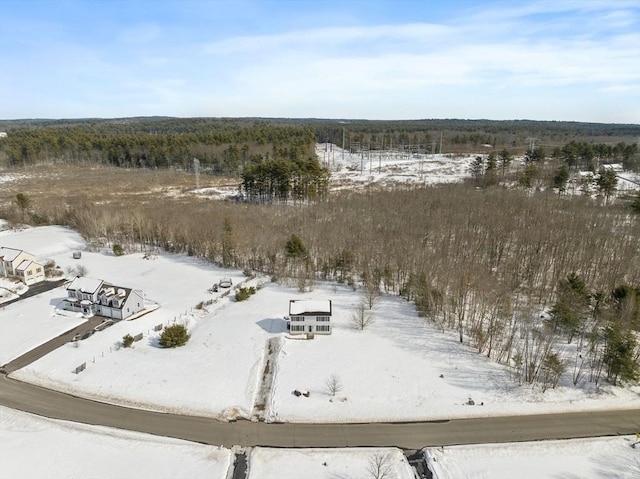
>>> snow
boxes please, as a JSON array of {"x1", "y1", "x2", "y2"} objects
[
  {"x1": 317, "y1": 143, "x2": 475, "y2": 190},
  {"x1": 247, "y1": 447, "x2": 415, "y2": 479},
  {"x1": 0, "y1": 157, "x2": 639, "y2": 474},
  {"x1": 189, "y1": 143, "x2": 476, "y2": 200},
  {"x1": 66, "y1": 276, "x2": 103, "y2": 294},
  {"x1": 289, "y1": 299, "x2": 331, "y2": 315},
  {"x1": 0, "y1": 246, "x2": 22, "y2": 261},
  {"x1": 0, "y1": 223, "x2": 86, "y2": 259},
  {"x1": 3, "y1": 400, "x2": 638, "y2": 479},
  {"x1": 425, "y1": 435, "x2": 640, "y2": 479},
  {"x1": 0, "y1": 406, "x2": 232, "y2": 479},
  {"x1": 0, "y1": 287, "x2": 87, "y2": 365},
  {"x1": 1, "y1": 224, "x2": 638, "y2": 425}
]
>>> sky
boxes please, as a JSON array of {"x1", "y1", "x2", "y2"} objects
[{"x1": 0, "y1": 0, "x2": 639, "y2": 123}]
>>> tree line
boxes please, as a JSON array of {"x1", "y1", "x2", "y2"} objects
[
  {"x1": 5, "y1": 173, "x2": 638, "y2": 389},
  {"x1": 0, "y1": 122, "x2": 316, "y2": 173},
  {"x1": 240, "y1": 158, "x2": 330, "y2": 203},
  {"x1": 2, "y1": 117, "x2": 638, "y2": 168}
]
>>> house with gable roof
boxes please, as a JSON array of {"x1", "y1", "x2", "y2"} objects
[
  {"x1": 64, "y1": 276, "x2": 145, "y2": 320},
  {"x1": 0, "y1": 247, "x2": 45, "y2": 285},
  {"x1": 288, "y1": 299, "x2": 332, "y2": 335}
]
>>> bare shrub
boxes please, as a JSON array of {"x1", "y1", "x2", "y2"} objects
[{"x1": 325, "y1": 374, "x2": 343, "y2": 397}]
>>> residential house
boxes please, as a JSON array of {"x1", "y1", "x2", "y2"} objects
[
  {"x1": 288, "y1": 299, "x2": 332, "y2": 335},
  {"x1": 65, "y1": 276, "x2": 145, "y2": 320},
  {"x1": 0, "y1": 247, "x2": 45, "y2": 285}
]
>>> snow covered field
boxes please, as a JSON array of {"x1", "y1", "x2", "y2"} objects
[
  {"x1": 3, "y1": 404, "x2": 636, "y2": 479},
  {"x1": 0, "y1": 406, "x2": 232, "y2": 479},
  {"x1": 0, "y1": 287, "x2": 87, "y2": 365},
  {"x1": 1, "y1": 157, "x2": 639, "y2": 476},
  {"x1": 317, "y1": 143, "x2": 475, "y2": 190},
  {"x1": 247, "y1": 447, "x2": 414, "y2": 479},
  {"x1": 1, "y1": 225, "x2": 638, "y2": 424},
  {"x1": 425, "y1": 435, "x2": 640, "y2": 479},
  {"x1": 187, "y1": 144, "x2": 476, "y2": 200}
]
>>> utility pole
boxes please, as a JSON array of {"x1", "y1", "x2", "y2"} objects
[
  {"x1": 439, "y1": 131, "x2": 443, "y2": 155},
  {"x1": 342, "y1": 128, "x2": 345, "y2": 164},
  {"x1": 193, "y1": 158, "x2": 200, "y2": 189}
]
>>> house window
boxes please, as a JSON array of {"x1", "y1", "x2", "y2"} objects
[
  {"x1": 291, "y1": 316, "x2": 304, "y2": 322},
  {"x1": 316, "y1": 325, "x2": 330, "y2": 332},
  {"x1": 36, "y1": 267, "x2": 42, "y2": 273},
  {"x1": 291, "y1": 325, "x2": 305, "y2": 332},
  {"x1": 27, "y1": 270, "x2": 33, "y2": 276},
  {"x1": 316, "y1": 316, "x2": 330, "y2": 322}
]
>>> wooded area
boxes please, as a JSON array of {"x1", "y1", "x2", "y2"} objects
[{"x1": 1, "y1": 117, "x2": 638, "y2": 390}]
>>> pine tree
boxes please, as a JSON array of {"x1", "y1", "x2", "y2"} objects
[
  {"x1": 550, "y1": 273, "x2": 591, "y2": 343},
  {"x1": 15, "y1": 193, "x2": 30, "y2": 221},
  {"x1": 603, "y1": 322, "x2": 638, "y2": 385},
  {"x1": 596, "y1": 168, "x2": 617, "y2": 201},
  {"x1": 159, "y1": 324, "x2": 190, "y2": 348},
  {"x1": 553, "y1": 165, "x2": 570, "y2": 193},
  {"x1": 285, "y1": 234, "x2": 307, "y2": 259}
]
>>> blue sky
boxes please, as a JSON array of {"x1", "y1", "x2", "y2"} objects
[{"x1": 1, "y1": 0, "x2": 639, "y2": 122}]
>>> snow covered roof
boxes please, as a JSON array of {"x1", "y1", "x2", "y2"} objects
[
  {"x1": 289, "y1": 300, "x2": 332, "y2": 316},
  {"x1": 0, "y1": 247, "x2": 23, "y2": 262},
  {"x1": 67, "y1": 276, "x2": 104, "y2": 294},
  {"x1": 15, "y1": 260, "x2": 33, "y2": 272}
]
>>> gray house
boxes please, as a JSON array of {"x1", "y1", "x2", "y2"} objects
[{"x1": 288, "y1": 299, "x2": 332, "y2": 335}]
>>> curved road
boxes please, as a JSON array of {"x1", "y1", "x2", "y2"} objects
[{"x1": 0, "y1": 310, "x2": 638, "y2": 449}]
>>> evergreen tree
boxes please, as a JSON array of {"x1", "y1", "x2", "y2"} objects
[
  {"x1": 519, "y1": 163, "x2": 539, "y2": 188},
  {"x1": 603, "y1": 322, "x2": 638, "y2": 385},
  {"x1": 285, "y1": 234, "x2": 307, "y2": 259},
  {"x1": 553, "y1": 165, "x2": 570, "y2": 193},
  {"x1": 596, "y1": 168, "x2": 617, "y2": 201},
  {"x1": 484, "y1": 152, "x2": 499, "y2": 186},
  {"x1": 469, "y1": 156, "x2": 484, "y2": 186},
  {"x1": 15, "y1": 193, "x2": 30, "y2": 221},
  {"x1": 550, "y1": 273, "x2": 591, "y2": 343},
  {"x1": 498, "y1": 148, "x2": 514, "y2": 177},
  {"x1": 159, "y1": 324, "x2": 190, "y2": 348}
]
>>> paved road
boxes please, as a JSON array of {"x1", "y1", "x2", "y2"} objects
[
  {"x1": 1, "y1": 375, "x2": 637, "y2": 449},
  {"x1": 1, "y1": 293, "x2": 638, "y2": 450},
  {"x1": 1, "y1": 278, "x2": 66, "y2": 307},
  {"x1": 1, "y1": 316, "x2": 104, "y2": 374}
]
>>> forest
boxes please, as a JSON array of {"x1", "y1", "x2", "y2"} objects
[{"x1": 0, "y1": 117, "x2": 639, "y2": 391}]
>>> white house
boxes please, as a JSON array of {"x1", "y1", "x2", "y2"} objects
[
  {"x1": 0, "y1": 247, "x2": 45, "y2": 285},
  {"x1": 288, "y1": 299, "x2": 332, "y2": 335},
  {"x1": 65, "y1": 276, "x2": 145, "y2": 320}
]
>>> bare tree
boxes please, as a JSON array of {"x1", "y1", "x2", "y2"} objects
[
  {"x1": 325, "y1": 374, "x2": 343, "y2": 397},
  {"x1": 352, "y1": 301, "x2": 374, "y2": 330},
  {"x1": 76, "y1": 264, "x2": 89, "y2": 277},
  {"x1": 366, "y1": 452, "x2": 394, "y2": 479},
  {"x1": 363, "y1": 273, "x2": 381, "y2": 309}
]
